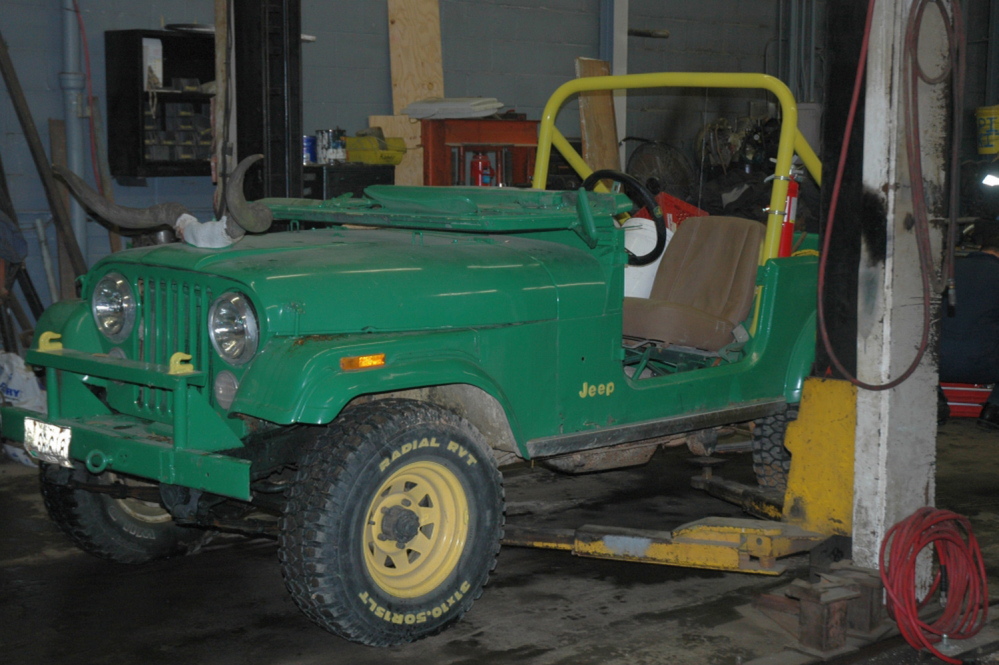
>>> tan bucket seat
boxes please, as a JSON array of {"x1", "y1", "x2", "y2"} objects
[{"x1": 622, "y1": 216, "x2": 765, "y2": 352}]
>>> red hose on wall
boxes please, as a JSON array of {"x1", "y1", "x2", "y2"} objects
[{"x1": 879, "y1": 507, "x2": 988, "y2": 664}]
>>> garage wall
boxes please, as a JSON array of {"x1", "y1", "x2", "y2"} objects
[
  {"x1": 625, "y1": 0, "x2": 824, "y2": 167},
  {"x1": 301, "y1": 0, "x2": 601, "y2": 138},
  {"x1": 2, "y1": 0, "x2": 811, "y2": 311},
  {"x1": 0, "y1": 0, "x2": 214, "y2": 308}
]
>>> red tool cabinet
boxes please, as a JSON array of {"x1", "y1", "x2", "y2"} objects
[{"x1": 421, "y1": 118, "x2": 539, "y2": 187}]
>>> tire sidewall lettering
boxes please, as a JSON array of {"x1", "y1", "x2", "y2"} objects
[
  {"x1": 357, "y1": 581, "x2": 472, "y2": 626},
  {"x1": 377, "y1": 435, "x2": 479, "y2": 474}
]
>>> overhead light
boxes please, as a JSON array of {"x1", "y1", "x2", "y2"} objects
[{"x1": 983, "y1": 174, "x2": 999, "y2": 187}]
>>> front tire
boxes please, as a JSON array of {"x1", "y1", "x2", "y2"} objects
[
  {"x1": 40, "y1": 463, "x2": 208, "y2": 564},
  {"x1": 279, "y1": 399, "x2": 504, "y2": 646}
]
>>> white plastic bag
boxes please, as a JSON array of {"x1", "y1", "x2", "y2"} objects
[
  {"x1": 0, "y1": 352, "x2": 45, "y2": 413},
  {"x1": 0, "y1": 352, "x2": 46, "y2": 467}
]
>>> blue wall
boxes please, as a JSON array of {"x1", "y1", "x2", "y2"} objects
[
  {"x1": 2, "y1": 0, "x2": 799, "y2": 310},
  {"x1": 1, "y1": 0, "x2": 215, "y2": 307},
  {"x1": 301, "y1": 0, "x2": 600, "y2": 137}
]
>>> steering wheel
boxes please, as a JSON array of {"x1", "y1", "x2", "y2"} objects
[{"x1": 581, "y1": 169, "x2": 667, "y2": 266}]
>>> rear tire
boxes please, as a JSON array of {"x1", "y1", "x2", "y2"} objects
[
  {"x1": 751, "y1": 407, "x2": 798, "y2": 490},
  {"x1": 40, "y1": 463, "x2": 208, "y2": 564},
  {"x1": 279, "y1": 398, "x2": 504, "y2": 646}
]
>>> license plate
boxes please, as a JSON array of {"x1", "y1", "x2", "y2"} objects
[{"x1": 23, "y1": 418, "x2": 73, "y2": 468}]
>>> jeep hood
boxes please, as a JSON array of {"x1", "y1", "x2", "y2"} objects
[{"x1": 97, "y1": 227, "x2": 609, "y2": 334}]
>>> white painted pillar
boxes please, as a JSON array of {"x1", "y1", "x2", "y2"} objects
[{"x1": 852, "y1": 0, "x2": 949, "y2": 569}]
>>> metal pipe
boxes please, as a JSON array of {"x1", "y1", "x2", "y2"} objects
[
  {"x1": 789, "y1": 0, "x2": 799, "y2": 100},
  {"x1": 808, "y1": 0, "x2": 817, "y2": 102},
  {"x1": 988, "y1": 0, "x2": 999, "y2": 105},
  {"x1": 60, "y1": 0, "x2": 87, "y2": 258},
  {"x1": 777, "y1": 0, "x2": 785, "y2": 84}
]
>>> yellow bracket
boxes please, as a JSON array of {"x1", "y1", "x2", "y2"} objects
[
  {"x1": 168, "y1": 352, "x2": 195, "y2": 375},
  {"x1": 37, "y1": 332, "x2": 63, "y2": 352}
]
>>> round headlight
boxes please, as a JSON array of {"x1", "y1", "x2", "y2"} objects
[
  {"x1": 208, "y1": 292, "x2": 259, "y2": 365},
  {"x1": 91, "y1": 272, "x2": 136, "y2": 342},
  {"x1": 213, "y1": 370, "x2": 239, "y2": 409}
]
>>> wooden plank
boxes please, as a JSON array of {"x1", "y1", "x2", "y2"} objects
[
  {"x1": 48, "y1": 120, "x2": 78, "y2": 301},
  {"x1": 368, "y1": 115, "x2": 423, "y2": 186},
  {"x1": 387, "y1": 0, "x2": 444, "y2": 114},
  {"x1": 575, "y1": 57, "x2": 620, "y2": 173},
  {"x1": 90, "y1": 103, "x2": 123, "y2": 253},
  {"x1": 213, "y1": 0, "x2": 229, "y2": 209}
]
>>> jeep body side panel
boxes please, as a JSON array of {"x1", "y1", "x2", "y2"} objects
[{"x1": 529, "y1": 254, "x2": 818, "y2": 456}]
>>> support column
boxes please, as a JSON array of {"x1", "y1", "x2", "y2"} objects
[
  {"x1": 852, "y1": 0, "x2": 949, "y2": 568},
  {"x1": 61, "y1": 0, "x2": 87, "y2": 259}
]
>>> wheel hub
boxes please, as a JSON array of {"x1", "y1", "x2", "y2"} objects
[
  {"x1": 380, "y1": 505, "x2": 421, "y2": 548},
  {"x1": 363, "y1": 460, "x2": 469, "y2": 598}
]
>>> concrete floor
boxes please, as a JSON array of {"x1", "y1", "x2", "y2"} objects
[{"x1": 1, "y1": 418, "x2": 997, "y2": 665}]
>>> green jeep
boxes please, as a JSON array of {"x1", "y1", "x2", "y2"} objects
[{"x1": 2, "y1": 73, "x2": 820, "y2": 645}]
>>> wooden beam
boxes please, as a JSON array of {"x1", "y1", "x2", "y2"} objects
[
  {"x1": 213, "y1": 0, "x2": 230, "y2": 215},
  {"x1": 381, "y1": 0, "x2": 444, "y2": 185},
  {"x1": 575, "y1": 57, "x2": 621, "y2": 173},
  {"x1": 387, "y1": 0, "x2": 444, "y2": 114},
  {"x1": 49, "y1": 120, "x2": 78, "y2": 301},
  {"x1": 90, "y1": 103, "x2": 123, "y2": 252}
]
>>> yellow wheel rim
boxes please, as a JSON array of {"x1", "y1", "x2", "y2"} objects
[{"x1": 363, "y1": 460, "x2": 469, "y2": 599}]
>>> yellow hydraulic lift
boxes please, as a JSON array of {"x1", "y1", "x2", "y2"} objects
[{"x1": 504, "y1": 378, "x2": 857, "y2": 574}]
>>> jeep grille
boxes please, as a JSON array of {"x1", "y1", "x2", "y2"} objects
[{"x1": 132, "y1": 274, "x2": 212, "y2": 417}]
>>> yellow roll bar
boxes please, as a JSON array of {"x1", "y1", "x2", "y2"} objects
[{"x1": 530, "y1": 72, "x2": 822, "y2": 262}]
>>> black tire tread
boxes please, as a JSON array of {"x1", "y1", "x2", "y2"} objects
[
  {"x1": 278, "y1": 398, "x2": 504, "y2": 646},
  {"x1": 751, "y1": 406, "x2": 798, "y2": 490},
  {"x1": 40, "y1": 465, "x2": 206, "y2": 564}
]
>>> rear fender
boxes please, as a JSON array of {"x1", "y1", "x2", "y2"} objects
[{"x1": 783, "y1": 310, "x2": 816, "y2": 404}]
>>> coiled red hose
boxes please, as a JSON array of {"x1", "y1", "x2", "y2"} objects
[{"x1": 879, "y1": 507, "x2": 988, "y2": 664}]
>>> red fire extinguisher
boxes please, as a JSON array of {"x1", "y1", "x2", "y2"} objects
[
  {"x1": 777, "y1": 175, "x2": 799, "y2": 258},
  {"x1": 470, "y1": 152, "x2": 494, "y2": 186}
]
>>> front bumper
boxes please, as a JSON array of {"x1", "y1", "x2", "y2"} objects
[{"x1": 1, "y1": 346, "x2": 251, "y2": 501}]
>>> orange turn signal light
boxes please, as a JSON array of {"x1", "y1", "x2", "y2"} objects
[{"x1": 340, "y1": 353, "x2": 386, "y2": 371}]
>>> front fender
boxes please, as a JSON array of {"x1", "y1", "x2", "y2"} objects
[
  {"x1": 233, "y1": 329, "x2": 524, "y2": 440},
  {"x1": 33, "y1": 299, "x2": 102, "y2": 352}
]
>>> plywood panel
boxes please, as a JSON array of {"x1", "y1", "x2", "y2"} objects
[
  {"x1": 368, "y1": 114, "x2": 423, "y2": 186},
  {"x1": 387, "y1": 0, "x2": 444, "y2": 114},
  {"x1": 575, "y1": 57, "x2": 620, "y2": 173}
]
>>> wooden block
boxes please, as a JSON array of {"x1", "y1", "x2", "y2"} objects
[
  {"x1": 575, "y1": 57, "x2": 620, "y2": 173},
  {"x1": 369, "y1": 114, "x2": 423, "y2": 186},
  {"x1": 387, "y1": 0, "x2": 444, "y2": 114}
]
